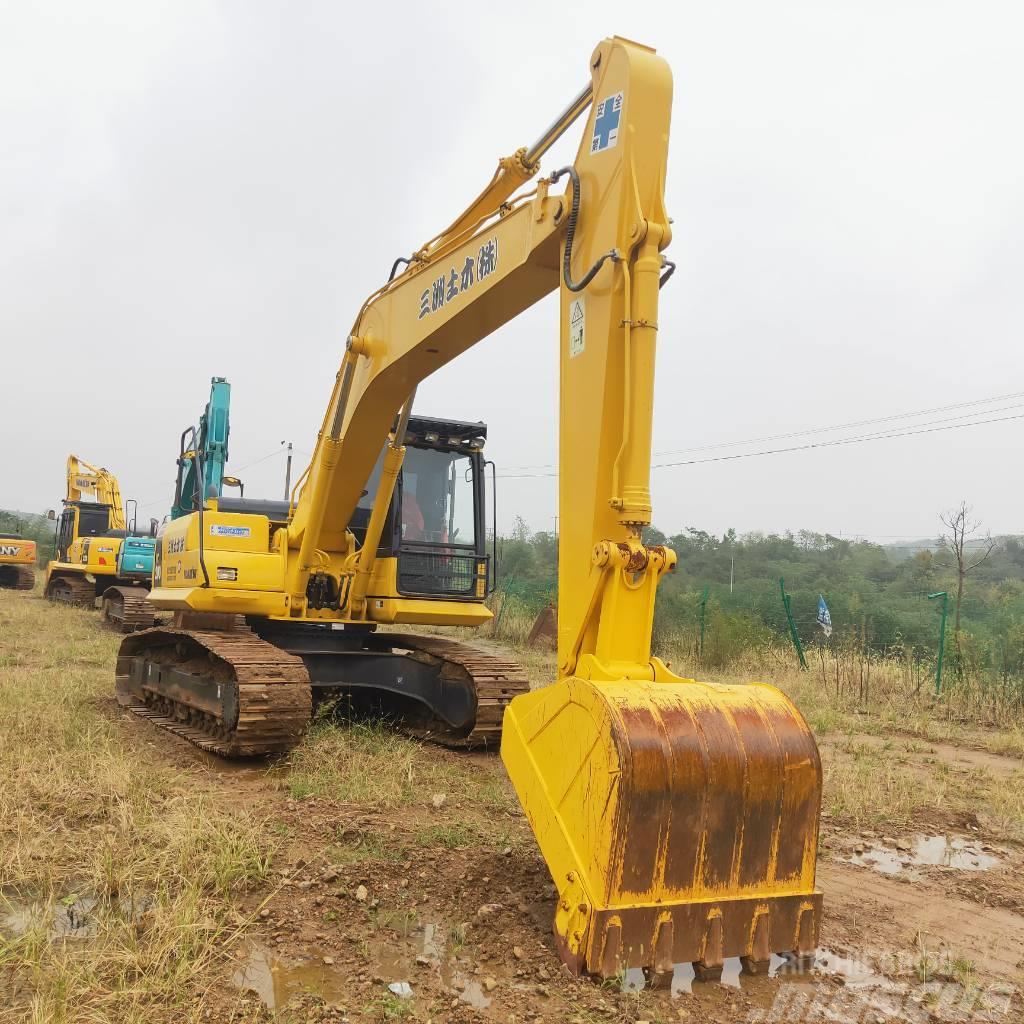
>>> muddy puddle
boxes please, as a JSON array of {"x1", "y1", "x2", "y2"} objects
[
  {"x1": 233, "y1": 917, "x2": 1008, "y2": 1021},
  {"x1": 234, "y1": 918, "x2": 493, "y2": 1012},
  {"x1": 236, "y1": 920, "x2": 789, "y2": 1012},
  {"x1": 231, "y1": 947, "x2": 350, "y2": 1012},
  {"x1": 1, "y1": 893, "x2": 147, "y2": 939},
  {"x1": 847, "y1": 834, "x2": 1001, "y2": 877}
]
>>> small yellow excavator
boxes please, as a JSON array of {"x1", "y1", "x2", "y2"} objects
[
  {"x1": 116, "y1": 37, "x2": 821, "y2": 980},
  {"x1": 0, "y1": 531, "x2": 37, "y2": 590},
  {"x1": 45, "y1": 456, "x2": 159, "y2": 629}
]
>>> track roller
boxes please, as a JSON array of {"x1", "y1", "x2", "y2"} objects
[
  {"x1": 45, "y1": 575, "x2": 96, "y2": 607},
  {"x1": 116, "y1": 625, "x2": 312, "y2": 756},
  {"x1": 101, "y1": 586, "x2": 157, "y2": 632},
  {"x1": 0, "y1": 565, "x2": 35, "y2": 590}
]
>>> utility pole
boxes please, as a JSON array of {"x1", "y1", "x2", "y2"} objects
[
  {"x1": 779, "y1": 577, "x2": 808, "y2": 671},
  {"x1": 698, "y1": 585, "x2": 710, "y2": 662},
  {"x1": 729, "y1": 555, "x2": 734, "y2": 594},
  {"x1": 928, "y1": 591, "x2": 949, "y2": 696},
  {"x1": 281, "y1": 441, "x2": 293, "y2": 501}
]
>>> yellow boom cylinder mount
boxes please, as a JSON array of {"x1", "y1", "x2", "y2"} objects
[{"x1": 501, "y1": 37, "x2": 822, "y2": 979}]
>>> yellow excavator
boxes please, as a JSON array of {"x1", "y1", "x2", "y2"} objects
[
  {"x1": 45, "y1": 456, "x2": 159, "y2": 629},
  {"x1": 116, "y1": 37, "x2": 821, "y2": 980},
  {"x1": 0, "y1": 531, "x2": 37, "y2": 590}
]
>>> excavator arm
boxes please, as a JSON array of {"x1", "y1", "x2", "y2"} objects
[
  {"x1": 66, "y1": 455, "x2": 126, "y2": 529},
  {"x1": 171, "y1": 377, "x2": 232, "y2": 520}
]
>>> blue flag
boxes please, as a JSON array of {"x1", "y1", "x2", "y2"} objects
[{"x1": 817, "y1": 594, "x2": 833, "y2": 637}]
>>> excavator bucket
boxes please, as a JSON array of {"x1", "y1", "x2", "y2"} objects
[{"x1": 501, "y1": 675, "x2": 822, "y2": 980}]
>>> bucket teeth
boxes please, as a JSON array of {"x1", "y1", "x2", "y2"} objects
[
  {"x1": 740, "y1": 912, "x2": 772, "y2": 975},
  {"x1": 694, "y1": 915, "x2": 724, "y2": 981},
  {"x1": 577, "y1": 896, "x2": 821, "y2": 979}
]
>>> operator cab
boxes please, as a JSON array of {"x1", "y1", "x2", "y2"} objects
[
  {"x1": 356, "y1": 416, "x2": 491, "y2": 599},
  {"x1": 51, "y1": 501, "x2": 156, "y2": 562},
  {"x1": 53, "y1": 501, "x2": 112, "y2": 561}
]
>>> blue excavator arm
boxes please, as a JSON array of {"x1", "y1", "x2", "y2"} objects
[{"x1": 171, "y1": 377, "x2": 232, "y2": 520}]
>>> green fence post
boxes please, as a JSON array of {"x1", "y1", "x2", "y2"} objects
[
  {"x1": 928, "y1": 591, "x2": 948, "y2": 696},
  {"x1": 780, "y1": 577, "x2": 808, "y2": 670},
  {"x1": 492, "y1": 575, "x2": 514, "y2": 633},
  {"x1": 698, "y1": 585, "x2": 710, "y2": 662}
]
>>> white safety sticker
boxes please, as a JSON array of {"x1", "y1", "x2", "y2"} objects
[
  {"x1": 591, "y1": 92, "x2": 623, "y2": 153},
  {"x1": 569, "y1": 298, "x2": 585, "y2": 358},
  {"x1": 210, "y1": 524, "x2": 251, "y2": 538}
]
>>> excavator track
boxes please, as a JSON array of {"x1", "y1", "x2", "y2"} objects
[
  {"x1": 0, "y1": 565, "x2": 35, "y2": 590},
  {"x1": 389, "y1": 633, "x2": 530, "y2": 748},
  {"x1": 101, "y1": 586, "x2": 157, "y2": 632},
  {"x1": 116, "y1": 626, "x2": 311, "y2": 756},
  {"x1": 45, "y1": 575, "x2": 96, "y2": 607}
]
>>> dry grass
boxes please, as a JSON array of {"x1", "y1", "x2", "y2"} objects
[
  {"x1": 285, "y1": 720, "x2": 521, "y2": 823},
  {"x1": 821, "y1": 741, "x2": 1024, "y2": 841},
  {"x1": 285, "y1": 720, "x2": 461, "y2": 806},
  {"x1": 0, "y1": 592, "x2": 274, "y2": 1024},
  {"x1": 668, "y1": 641, "x2": 1024, "y2": 758},
  {"x1": 2, "y1": 585, "x2": 1022, "y2": 1021}
]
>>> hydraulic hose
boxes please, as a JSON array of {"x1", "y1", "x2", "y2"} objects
[
  {"x1": 193, "y1": 432, "x2": 210, "y2": 588},
  {"x1": 549, "y1": 166, "x2": 618, "y2": 292},
  {"x1": 388, "y1": 256, "x2": 412, "y2": 281},
  {"x1": 550, "y1": 166, "x2": 677, "y2": 293}
]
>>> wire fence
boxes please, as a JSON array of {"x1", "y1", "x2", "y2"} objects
[{"x1": 485, "y1": 571, "x2": 1024, "y2": 723}]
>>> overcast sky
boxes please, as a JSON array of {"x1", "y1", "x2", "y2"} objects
[{"x1": 2, "y1": 1, "x2": 1022, "y2": 543}]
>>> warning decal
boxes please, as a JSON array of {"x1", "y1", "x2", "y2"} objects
[{"x1": 569, "y1": 299, "x2": 585, "y2": 358}]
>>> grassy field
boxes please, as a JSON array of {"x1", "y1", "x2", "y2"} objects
[
  {"x1": 0, "y1": 595, "x2": 274, "y2": 1023},
  {"x1": 2, "y1": 588, "x2": 1023, "y2": 1023}
]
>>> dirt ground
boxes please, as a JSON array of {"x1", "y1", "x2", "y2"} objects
[
  {"x1": 119, "y1": 710, "x2": 1024, "y2": 1024},
  {"x1": 2, "y1": 589, "x2": 1024, "y2": 1023}
]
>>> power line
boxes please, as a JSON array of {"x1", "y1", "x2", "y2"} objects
[
  {"x1": 652, "y1": 390, "x2": 1024, "y2": 459},
  {"x1": 134, "y1": 446, "x2": 287, "y2": 511},
  {"x1": 498, "y1": 388, "x2": 1024, "y2": 472},
  {"x1": 498, "y1": 409, "x2": 1024, "y2": 478},
  {"x1": 653, "y1": 410, "x2": 1024, "y2": 469},
  {"x1": 234, "y1": 447, "x2": 287, "y2": 473}
]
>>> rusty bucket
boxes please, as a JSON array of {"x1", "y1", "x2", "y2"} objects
[{"x1": 501, "y1": 674, "x2": 822, "y2": 979}]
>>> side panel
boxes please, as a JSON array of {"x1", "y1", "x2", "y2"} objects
[
  {"x1": 0, "y1": 539, "x2": 36, "y2": 566},
  {"x1": 151, "y1": 510, "x2": 288, "y2": 615},
  {"x1": 365, "y1": 556, "x2": 492, "y2": 626},
  {"x1": 70, "y1": 536, "x2": 122, "y2": 578}
]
